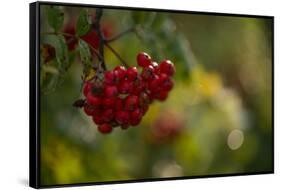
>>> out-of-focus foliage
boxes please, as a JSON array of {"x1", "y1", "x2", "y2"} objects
[
  {"x1": 39, "y1": 5, "x2": 273, "y2": 185},
  {"x1": 46, "y1": 6, "x2": 64, "y2": 32},
  {"x1": 76, "y1": 9, "x2": 92, "y2": 36}
]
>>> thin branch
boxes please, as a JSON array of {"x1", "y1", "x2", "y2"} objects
[
  {"x1": 105, "y1": 27, "x2": 136, "y2": 43},
  {"x1": 94, "y1": 8, "x2": 106, "y2": 71},
  {"x1": 104, "y1": 43, "x2": 129, "y2": 68},
  {"x1": 84, "y1": 40, "x2": 103, "y2": 61}
]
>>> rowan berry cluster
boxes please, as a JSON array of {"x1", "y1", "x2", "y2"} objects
[{"x1": 81, "y1": 52, "x2": 175, "y2": 134}]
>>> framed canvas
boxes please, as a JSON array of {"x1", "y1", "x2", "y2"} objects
[{"x1": 29, "y1": 1, "x2": 274, "y2": 188}]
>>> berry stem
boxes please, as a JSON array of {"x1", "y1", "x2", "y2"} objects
[
  {"x1": 105, "y1": 27, "x2": 136, "y2": 43},
  {"x1": 104, "y1": 43, "x2": 129, "y2": 68}
]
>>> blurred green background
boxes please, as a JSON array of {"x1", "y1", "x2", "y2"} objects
[{"x1": 39, "y1": 5, "x2": 273, "y2": 186}]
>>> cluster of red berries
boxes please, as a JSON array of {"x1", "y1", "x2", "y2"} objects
[{"x1": 81, "y1": 52, "x2": 175, "y2": 134}]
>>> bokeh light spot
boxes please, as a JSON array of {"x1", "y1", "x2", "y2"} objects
[{"x1": 227, "y1": 129, "x2": 244, "y2": 150}]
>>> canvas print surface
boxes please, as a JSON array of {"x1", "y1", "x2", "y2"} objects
[{"x1": 37, "y1": 2, "x2": 273, "y2": 187}]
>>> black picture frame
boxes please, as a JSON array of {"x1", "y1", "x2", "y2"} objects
[{"x1": 30, "y1": 1, "x2": 274, "y2": 189}]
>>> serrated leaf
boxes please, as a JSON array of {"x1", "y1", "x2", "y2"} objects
[
  {"x1": 78, "y1": 39, "x2": 92, "y2": 67},
  {"x1": 46, "y1": 6, "x2": 64, "y2": 32},
  {"x1": 76, "y1": 9, "x2": 92, "y2": 36}
]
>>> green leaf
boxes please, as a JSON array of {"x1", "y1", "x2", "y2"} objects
[
  {"x1": 68, "y1": 51, "x2": 76, "y2": 65},
  {"x1": 46, "y1": 6, "x2": 64, "y2": 32},
  {"x1": 78, "y1": 39, "x2": 94, "y2": 78},
  {"x1": 42, "y1": 64, "x2": 59, "y2": 74},
  {"x1": 54, "y1": 35, "x2": 69, "y2": 72},
  {"x1": 78, "y1": 39, "x2": 92, "y2": 67},
  {"x1": 41, "y1": 72, "x2": 60, "y2": 94},
  {"x1": 40, "y1": 35, "x2": 69, "y2": 93},
  {"x1": 40, "y1": 61, "x2": 60, "y2": 94},
  {"x1": 76, "y1": 9, "x2": 92, "y2": 36}
]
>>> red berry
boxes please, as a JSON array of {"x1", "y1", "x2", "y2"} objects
[
  {"x1": 159, "y1": 73, "x2": 169, "y2": 81},
  {"x1": 92, "y1": 108, "x2": 102, "y2": 117},
  {"x1": 130, "y1": 108, "x2": 142, "y2": 126},
  {"x1": 151, "y1": 62, "x2": 160, "y2": 74},
  {"x1": 97, "y1": 124, "x2": 113, "y2": 134},
  {"x1": 131, "y1": 85, "x2": 144, "y2": 95},
  {"x1": 131, "y1": 108, "x2": 142, "y2": 119},
  {"x1": 104, "y1": 85, "x2": 118, "y2": 97},
  {"x1": 159, "y1": 60, "x2": 175, "y2": 76},
  {"x1": 102, "y1": 97, "x2": 116, "y2": 109},
  {"x1": 114, "y1": 66, "x2": 126, "y2": 80},
  {"x1": 162, "y1": 78, "x2": 174, "y2": 91},
  {"x1": 158, "y1": 73, "x2": 173, "y2": 91},
  {"x1": 155, "y1": 90, "x2": 169, "y2": 101},
  {"x1": 101, "y1": 109, "x2": 114, "y2": 122},
  {"x1": 126, "y1": 67, "x2": 138, "y2": 81},
  {"x1": 131, "y1": 78, "x2": 146, "y2": 95},
  {"x1": 91, "y1": 83, "x2": 104, "y2": 96},
  {"x1": 151, "y1": 61, "x2": 159, "y2": 68},
  {"x1": 139, "y1": 92, "x2": 151, "y2": 106},
  {"x1": 137, "y1": 52, "x2": 152, "y2": 67},
  {"x1": 83, "y1": 82, "x2": 92, "y2": 96},
  {"x1": 118, "y1": 79, "x2": 132, "y2": 94},
  {"x1": 83, "y1": 104, "x2": 95, "y2": 116},
  {"x1": 92, "y1": 115, "x2": 105, "y2": 125},
  {"x1": 148, "y1": 76, "x2": 161, "y2": 93},
  {"x1": 125, "y1": 95, "x2": 139, "y2": 111},
  {"x1": 83, "y1": 103, "x2": 102, "y2": 117},
  {"x1": 130, "y1": 118, "x2": 141, "y2": 126},
  {"x1": 87, "y1": 93, "x2": 102, "y2": 108},
  {"x1": 115, "y1": 97, "x2": 124, "y2": 110},
  {"x1": 141, "y1": 104, "x2": 149, "y2": 114},
  {"x1": 104, "y1": 70, "x2": 117, "y2": 85},
  {"x1": 141, "y1": 65, "x2": 155, "y2": 80},
  {"x1": 115, "y1": 111, "x2": 130, "y2": 125},
  {"x1": 147, "y1": 92, "x2": 155, "y2": 101}
]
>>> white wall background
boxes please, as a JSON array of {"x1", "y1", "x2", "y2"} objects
[{"x1": 0, "y1": 0, "x2": 279, "y2": 189}]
